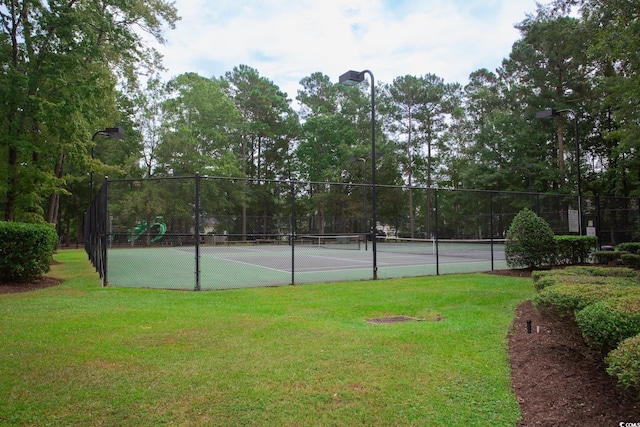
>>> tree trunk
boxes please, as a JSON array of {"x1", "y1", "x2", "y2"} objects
[
  {"x1": 46, "y1": 154, "x2": 65, "y2": 223},
  {"x1": 4, "y1": 148, "x2": 18, "y2": 221}
]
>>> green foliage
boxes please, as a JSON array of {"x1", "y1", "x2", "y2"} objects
[
  {"x1": 0, "y1": 0, "x2": 179, "y2": 222},
  {"x1": 534, "y1": 283, "x2": 639, "y2": 315},
  {"x1": 553, "y1": 235, "x2": 598, "y2": 265},
  {"x1": 531, "y1": 269, "x2": 556, "y2": 283},
  {"x1": 606, "y1": 334, "x2": 640, "y2": 398},
  {"x1": 563, "y1": 265, "x2": 640, "y2": 279},
  {"x1": 575, "y1": 295, "x2": 640, "y2": 349},
  {"x1": 594, "y1": 250, "x2": 626, "y2": 264},
  {"x1": 622, "y1": 253, "x2": 640, "y2": 270},
  {"x1": 0, "y1": 221, "x2": 57, "y2": 283},
  {"x1": 535, "y1": 274, "x2": 633, "y2": 292},
  {"x1": 532, "y1": 266, "x2": 639, "y2": 291},
  {"x1": 617, "y1": 242, "x2": 640, "y2": 255},
  {"x1": 505, "y1": 208, "x2": 556, "y2": 268}
]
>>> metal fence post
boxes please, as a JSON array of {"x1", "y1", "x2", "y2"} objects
[
  {"x1": 102, "y1": 178, "x2": 109, "y2": 286},
  {"x1": 490, "y1": 192, "x2": 495, "y2": 271},
  {"x1": 290, "y1": 179, "x2": 295, "y2": 285},
  {"x1": 195, "y1": 173, "x2": 201, "y2": 291},
  {"x1": 434, "y1": 188, "x2": 439, "y2": 276}
]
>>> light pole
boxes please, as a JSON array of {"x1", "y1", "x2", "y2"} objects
[
  {"x1": 90, "y1": 127, "x2": 124, "y2": 199},
  {"x1": 340, "y1": 69, "x2": 377, "y2": 278},
  {"x1": 536, "y1": 108, "x2": 582, "y2": 235}
]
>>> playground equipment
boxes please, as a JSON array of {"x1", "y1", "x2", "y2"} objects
[{"x1": 128, "y1": 216, "x2": 167, "y2": 243}]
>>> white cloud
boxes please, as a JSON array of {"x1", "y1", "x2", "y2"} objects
[{"x1": 151, "y1": 0, "x2": 539, "y2": 102}]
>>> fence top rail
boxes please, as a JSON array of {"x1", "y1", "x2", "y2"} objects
[{"x1": 102, "y1": 175, "x2": 590, "y2": 199}]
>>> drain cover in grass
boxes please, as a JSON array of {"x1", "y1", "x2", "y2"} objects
[{"x1": 367, "y1": 315, "x2": 421, "y2": 324}]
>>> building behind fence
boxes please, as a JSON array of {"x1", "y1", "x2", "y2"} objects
[{"x1": 84, "y1": 175, "x2": 640, "y2": 290}]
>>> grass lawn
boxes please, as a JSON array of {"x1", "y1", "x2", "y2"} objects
[{"x1": 0, "y1": 249, "x2": 534, "y2": 426}]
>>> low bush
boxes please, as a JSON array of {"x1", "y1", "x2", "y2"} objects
[
  {"x1": 594, "y1": 250, "x2": 625, "y2": 264},
  {"x1": 562, "y1": 265, "x2": 639, "y2": 279},
  {"x1": 606, "y1": 334, "x2": 640, "y2": 398},
  {"x1": 531, "y1": 269, "x2": 554, "y2": 283},
  {"x1": 617, "y1": 242, "x2": 640, "y2": 255},
  {"x1": 576, "y1": 295, "x2": 640, "y2": 349},
  {"x1": 533, "y1": 275, "x2": 568, "y2": 291},
  {"x1": 622, "y1": 253, "x2": 640, "y2": 270},
  {"x1": 534, "y1": 273, "x2": 637, "y2": 292},
  {"x1": 0, "y1": 221, "x2": 58, "y2": 283},
  {"x1": 554, "y1": 235, "x2": 598, "y2": 265},
  {"x1": 534, "y1": 283, "x2": 638, "y2": 315}
]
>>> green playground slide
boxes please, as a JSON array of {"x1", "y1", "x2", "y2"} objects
[{"x1": 128, "y1": 217, "x2": 166, "y2": 242}]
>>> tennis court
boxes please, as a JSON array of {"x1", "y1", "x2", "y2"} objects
[{"x1": 106, "y1": 237, "x2": 507, "y2": 290}]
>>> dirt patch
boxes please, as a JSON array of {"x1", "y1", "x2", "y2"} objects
[
  {"x1": 0, "y1": 276, "x2": 62, "y2": 294},
  {"x1": 491, "y1": 268, "x2": 534, "y2": 278},
  {"x1": 509, "y1": 300, "x2": 640, "y2": 426}
]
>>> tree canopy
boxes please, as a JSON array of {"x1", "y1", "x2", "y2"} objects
[{"x1": 1, "y1": 0, "x2": 639, "y2": 244}]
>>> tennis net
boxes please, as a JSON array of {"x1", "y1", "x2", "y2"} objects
[
  {"x1": 376, "y1": 237, "x2": 505, "y2": 258},
  {"x1": 294, "y1": 234, "x2": 363, "y2": 251}
]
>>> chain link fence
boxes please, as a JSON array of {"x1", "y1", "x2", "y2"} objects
[{"x1": 84, "y1": 175, "x2": 640, "y2": 290}]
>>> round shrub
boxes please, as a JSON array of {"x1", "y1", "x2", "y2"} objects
[
  {"x1": 0, "y1": 221, "x2": 58, "y2": 283},
  {"x1": 606, "y1": 334, "x2": 640, "y2": 398},
  {"x1": 575, "y1": 295, "x2": 640, "y2": 349},
  {"x1": 505, "y1": 208, "x2": 556, "y2": 269}
]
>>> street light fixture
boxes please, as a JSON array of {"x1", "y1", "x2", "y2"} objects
[
  {"x1": 90, "y1": 127, "x2": 124, "y2": 199},
  {"x1": 340, "y1": 69, "x2": 377, "y2": 278},
  {"x1": 510, "y1": 164, "x2": 533, "y2": 193},
  {"x1": 536, "y1": 108, "x2": 582, "y2": 235}
]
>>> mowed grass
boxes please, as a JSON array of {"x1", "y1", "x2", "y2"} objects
[{"x1": 0, "y1": 250, "x2": 534, "y2": 426}]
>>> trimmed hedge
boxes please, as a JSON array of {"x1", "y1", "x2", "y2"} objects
[
  {"x1": 594, "y1": 250, "x2": 626, "y2": 264},
  {"x1": 617, "y1": 242, "x2": 640, "y2": 255},
  {"x1": 0, "y1": 221, "x2": 58, "y2": 283},
  {"x1": 575, "y1": 295, "x2": 640, "y2": 349},
  {"x1": 563, "y1": 265, "x2": 640, "y2": 279},
  {"x1": 622, "y1": 253, "x2": 640, "y2": 270},
  {"x1": 532, "y1": 268, "x2": 638, "y2": 291},
  {"x1": 531, "y1": 265, "x2": 640, "y2": 396},
  {"x1": 554, "y1": 235, "x2": 598, "y2": 265},
  {"x1": 534, "y1": 283, "x2": 639, "y2": 315},
  {"x1": 606, "y1": 334, "x2": 640, "y2": 398}
]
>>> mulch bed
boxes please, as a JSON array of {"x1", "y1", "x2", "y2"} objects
[
  {"x1": 509, "y1": 300, "x2": 640, "y2": 426},
  {"x1": 0, "y1": 276, "x2": 62, "y2": 294}
]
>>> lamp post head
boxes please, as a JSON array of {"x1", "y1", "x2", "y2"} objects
[
  {"x1": 93, "y1": 127, "x2": 125, "y2": 141},
  {"x1": 536, "y1": 108, "x2": 558, "y2": 119},
  {"x1": 339, "y1": 70, "x2": 365, "y2": 86},
  {"x1": 104, "y1": 127, "x2": 125, "y2": 139}
]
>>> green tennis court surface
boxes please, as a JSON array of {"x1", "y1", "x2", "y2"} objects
[{"x1": 106, "y1": 240, "x2": 506, "y2": 290}]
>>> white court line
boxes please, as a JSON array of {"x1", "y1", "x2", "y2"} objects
[{"x1": 304, "y1": 253, "x2": 372, "y2": 265}]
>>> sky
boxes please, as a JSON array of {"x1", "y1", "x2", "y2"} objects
[{"x1": 150, "y1": 0, "x2": 541, "y2": 103}]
